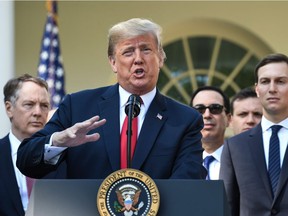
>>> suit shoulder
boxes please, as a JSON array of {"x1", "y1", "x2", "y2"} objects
[
  {"x1": 63, "y1": 85, "x2": 115, "y2": 103},
  {"x1": 164, "y1": 96, "x2": 198, "y2": 113},
  {"x1": 0, "y1": 135, "x2": 9, "y2": 145},
  {"x1": 226, "y1": 129, "x2": 251, "y2": 145},
  {"x1": 0, "y1": 135, "x2": 10, "y2": 158},
  {"x1": 70, "y1": 86, "x2": 111, "y2": 97},
  {"x1": 162, "y1": 95, "x2": 202, "y2": 121}
]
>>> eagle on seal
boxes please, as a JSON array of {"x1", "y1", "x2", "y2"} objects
[{"x1": 115, "y1": 184, "x2": 144, "y2": 215}]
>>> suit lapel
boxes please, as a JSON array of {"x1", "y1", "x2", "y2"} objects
[
  {"x1": 274, "y1": 143, "x2": 288, "y2": 201},
  {"x1": 0, "y1": 135, "x2": 25, "y2": 216},
  {"x1": 98, "y1": 87, "x2": 169, "y2": 170},
  {"x1": 132, "y1": 92, "x2": 167, "y2": 169},
  {"x1": 248, "y1": 125, "x2": 288, "y2": 204},
  {"x1": 248, "y1": 125, "x2": 274, "y2": 199},
  {"x1": 99, "y1": 84, "x2": 121, "y2": 171}
]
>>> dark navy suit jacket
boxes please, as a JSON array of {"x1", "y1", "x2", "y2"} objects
[
  {"x1": 0, "y1": 135, "x2": 67, "y2": 216},
  {"x1": 220, "y1": 124, "x2": 288, "y2": 216},
  {"x1": 0, "y1": 135, "x2": 25, "y2": 216},
  {"x1": 17, "y1": 84, "x2": 206, "y2": 180}
]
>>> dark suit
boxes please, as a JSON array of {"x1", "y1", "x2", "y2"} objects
[
  {"x1": 220, "y1": 124, "x2": 288, "y2": 216},
  {"x1": 0, "y1": 135, "x2": 67, "y2": 216},
  {"x1": 17, "y1": 84, "x2": 206, "y2": 179},
  {"x1": 0, "y1": 135, "x2": 25, "y2": 216}
]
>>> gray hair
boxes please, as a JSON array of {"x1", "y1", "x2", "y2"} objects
[
  {"x1": 107, "y1": 18, "x2": 166, "y2": 60},
  {"x1": 4, "y1": 73, "x2": 49, "y2": 105}
]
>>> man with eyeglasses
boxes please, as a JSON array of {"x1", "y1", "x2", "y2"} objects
[{"x1": 190, "y1": 86, "x2": 231, "y2": 180}]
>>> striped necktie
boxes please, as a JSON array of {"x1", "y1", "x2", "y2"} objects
[{"x1": 268, "y1": 125, "x2": 282, "y2": 197}]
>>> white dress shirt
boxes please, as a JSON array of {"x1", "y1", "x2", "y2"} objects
[
  {"x1": 261, "y1": 116, "x2": 288, "y2": 169},
  {"x1": 9, "y1": 131, "x2": 29, "y2": 211},
  {"x1": 119, "y1": 85, "x2": 155, "y2": 135},
  {"x1": 203, "y1": 145, "x2": 223, "y2": 180},
  {"x1": 44, "y1": 86, "x2": 156, "y2": 163}
]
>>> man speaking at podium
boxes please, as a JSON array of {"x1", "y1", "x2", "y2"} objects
[{"x1": 17, "y1": 18, "x2": 206, "y2": 180}]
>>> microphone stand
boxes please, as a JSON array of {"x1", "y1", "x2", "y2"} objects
[
  {"x1": 125, "y1": 94, "x2": 141, "y2": 169},
  {"x1": 126, "y1": 101, "x2": 135, "y2": 168}
]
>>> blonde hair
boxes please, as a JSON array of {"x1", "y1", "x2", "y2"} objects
[{"x1": 107, "y1": 18, "x2": 166, "y2": 61}]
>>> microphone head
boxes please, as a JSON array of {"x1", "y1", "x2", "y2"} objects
[{"x1": 125, "y1": 94, "x2": 142, "y2": 117}]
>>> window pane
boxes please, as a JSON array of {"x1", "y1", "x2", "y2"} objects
[
  {"x1": 167, "y1": 86, "x2": 186, "y2": 104},
  {"x1": 164, "y1": 40, "x2": 188, "y2": 76},
  {"x1": 157, "y1": 70, "x2": 170, "y2": 89},
  {"x1": 196, "y1": 74, "x2": 209, "y2": 87},
  {"x1": 216, "y1": 39, "x2": 246, "y2": 76},
  {"x1": 225, "y1": 86, "x2": 236, "y2": 98},
  {"x1": 235, "y1": 55, "x2": 259, "y2": 89},
  {"x1": 211, "y1": 77, "x2": 223, "y2": 87},
  {"x1": 189, "y1": 37, "x2": 215, "y2": 69},
  {"x1": 180, "y1": 76, "x2": 192, "y2": 96}
]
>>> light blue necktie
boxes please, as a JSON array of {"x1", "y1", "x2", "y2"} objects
[
  {"x1": 268, "y1": 125, "x2": 282, "y2": 197},
  {"x1": 204, "y1": 155, "x2": 215, "y2": 180}
]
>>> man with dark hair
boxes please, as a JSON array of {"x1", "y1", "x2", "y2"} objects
[
  {"x1": 229, "y1": 87, "x2": 262, "y2": 135},
  {"x1": 190, "y1": 86, "x2": 231, "y2": 180},
  {"x1": 220, "y1": 53, "x2": 288, "y2": 215}
]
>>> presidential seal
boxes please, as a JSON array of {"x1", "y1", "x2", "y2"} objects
[{"x1": 97, "y1": 169, "x2": 160, "y2": 216}]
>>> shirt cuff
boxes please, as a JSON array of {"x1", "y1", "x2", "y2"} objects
[{"x1": 44, "y1": 133, "x2": 67, "y2": 164}]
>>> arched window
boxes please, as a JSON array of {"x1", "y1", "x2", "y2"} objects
[{"x1": 158, "y1": 18, "x2": 273, "y2": 104}]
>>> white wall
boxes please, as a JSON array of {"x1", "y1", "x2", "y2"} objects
[{"x1": 0, "y1": 1, "x2": 14, "y2": 137}]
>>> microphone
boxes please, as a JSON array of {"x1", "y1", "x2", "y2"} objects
[
  {"x1": 124, "y1": 94, "x2": 141, "y2": 168},
  {"x1": 125, "y1": 94, "x2": 142, "y2": 118}
]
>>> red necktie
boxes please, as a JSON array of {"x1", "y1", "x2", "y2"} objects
[
  {"x1": 120, "y1": 116, "x2": 138, "y2": 169},
  {"x1": 26, "y1": 176, "x2": 35, "y2": 197}
]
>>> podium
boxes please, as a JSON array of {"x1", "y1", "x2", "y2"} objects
[{"x1": 26, "y1": 179, "x2": 230, "y2": 216}]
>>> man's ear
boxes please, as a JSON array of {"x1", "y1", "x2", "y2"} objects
[
  {"x1": 109, "y1": 56, "x2": 117, "y2": 73},
  {"x1": 5, "y1": 101, "x2": 13, "y2": 119},
  {"x1": 255, "y1": 83, "x2": 260, "y2": 97}
]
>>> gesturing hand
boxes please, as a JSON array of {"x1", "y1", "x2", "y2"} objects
[{"x1": 52, "y1": 115, "x2": 106, "y2": 147}]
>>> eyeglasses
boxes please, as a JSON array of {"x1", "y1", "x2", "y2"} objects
[{"x1": 193, "y1": 104, "x2": 224, "y2": 115}]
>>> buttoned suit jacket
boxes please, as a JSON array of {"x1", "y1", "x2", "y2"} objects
[
  {"x1": 220, "y1": 124, "x2": 288, "y2": 216},
  {"x1": 17, "y1": 84, "x2": 206, "y2": 180}
]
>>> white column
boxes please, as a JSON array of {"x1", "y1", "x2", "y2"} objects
[{"x1": 0, "y1": 0, "x2": 15, "y2": 137}]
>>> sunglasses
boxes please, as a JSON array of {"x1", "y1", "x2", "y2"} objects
[{"x1": 193, "y1": 104, "x2": 224, "y2": 115}]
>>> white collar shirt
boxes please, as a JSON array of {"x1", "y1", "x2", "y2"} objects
[
  {"x1": 44, "y1": 85, "x2": 157, "y2": 164},
  {"x1": 261, "y1": 116, "x2": 288, "y2": 169},
  {"x1": 9, "y1": 131, "x2": 29, "y2": 211},
  {"x1": 203, "y1": 145, "x2": 223, "y2": 180},
  {"x1": 119, "y1": 86, "x2": 156, "y2": 136}
]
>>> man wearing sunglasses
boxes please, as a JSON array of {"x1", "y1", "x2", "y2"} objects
[{"x1": 190, "y1": 86, "x2": 231, "y2": 180}]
